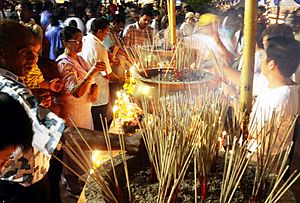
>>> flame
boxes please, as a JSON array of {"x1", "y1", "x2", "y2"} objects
[{"x1": 112, "y1": 105, "x2": 118, "y2": 113}]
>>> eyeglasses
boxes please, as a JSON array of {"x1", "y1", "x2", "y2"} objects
[{"x1": 67, "y1": 39, "x2": 82, "y2": 44}]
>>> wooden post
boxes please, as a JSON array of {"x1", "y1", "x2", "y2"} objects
[{"x1": 240, "y1": 0, "x2": 257, "y2": 140}]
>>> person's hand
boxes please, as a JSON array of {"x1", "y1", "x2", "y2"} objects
[
  {"x1": 39, "y1": 91, "x2": 52, "y2": 108},
  {"x1": 221, "y1": 80, "x2": 239, "y2": 98},
  {"x1": 32, "y1": 89, "x2": 52, "y2": 108},
  {"x1": 93, "y1": 61, "x2": 107, "y2": 73},
  {"x1": 48, "y1": 78, "x2": 64, "y2": 92},
  {"x1": 89, "y1": 83, "x2": 99, "y2": 102},
  {"x1": 211, "y1": 21, "x2": 221, "y2": 43},
  {"x1": 118, "y1": 49, "x2": 127, "y2": 57},
  {"x1": 109, "y1": 55, "x2": 119, "y2": 66},
  {"x1": 124, "y1": 131, "x2": 143, "y2": 154},
  {"x1": 111, "y1": 57, "x2": 121, "y2": 66}
]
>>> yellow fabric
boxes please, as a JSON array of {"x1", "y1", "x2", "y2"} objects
[
  {"x1": 21, "y1": 64, "x2": 44, "y2": 89},
  {"x1": 197, "y1": 13, "x2": 218, "y2": 27}
]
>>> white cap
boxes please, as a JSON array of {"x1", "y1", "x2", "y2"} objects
[{"x1": 185, "y1": 12, "x2": 195, "y2": 19}]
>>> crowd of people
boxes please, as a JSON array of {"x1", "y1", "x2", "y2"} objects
[{"x1": 0, "y1": 0, "x2": 300, "y2": 202}]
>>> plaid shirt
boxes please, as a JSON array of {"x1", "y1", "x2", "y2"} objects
[
  {"x1": 122, "y1": 22, "x2": 153, "y2": 47},
  {"x1": 0, "y1": 69, "x2": 65, "y2": 187}
]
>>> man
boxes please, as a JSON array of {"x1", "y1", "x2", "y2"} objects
[
  {"x1": 103, "y1": 14, "x2": 128, "y2": 112},
  {"x1": 221, "y1": 37, "x2": 300, "y2": 154},
  {"x1": 122, "y1": 7, "x2": 154, "y2": 47},
  {"x1": 103, "y1": 14, "x2": 126, "y2": 52},
  {"x1": 45, "y1": 15, "x2": 63, "y2": 60},
  {"x1": 0, "y1": 20, "x2": 141, "y2": 203},
  {"x1": 150, "y1": 9, "x2": 160, "y2": 34},
  {"x1": 81, "y1": 17, "x2": 120, "y2": 131},
  {"x1": 15, "y1": 1, "x2": 43, "y2": 49}
]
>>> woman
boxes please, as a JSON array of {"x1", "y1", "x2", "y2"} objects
[
  {"x1": 56, "y1": 26, "x2": 106, "y2": 198},
  {"x1": 56, "y1": 26, "x2": 105, "y2": 129}
]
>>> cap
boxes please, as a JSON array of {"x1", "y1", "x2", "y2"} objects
[
  {"x1": 185, "y1": 12, "x2": 195, "y2": 19},
  {"x1": 197, "y1": 13, "x2": 218, "y2": 27}
]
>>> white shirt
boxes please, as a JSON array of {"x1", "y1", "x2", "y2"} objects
[
  {"x1": 85, "y1": 18, "x2": 96, "y2": 34},
  {"x1": 180, "y1": 22, "x2": 194, "y2": 37},
  {"x1": 64, "y1": 17, "x2": 85, "y2": 33},
  {"x1": 81, "y1": 33, "x2": 112, "y2": 106},
  {"x1": 250, "y1": 74, "x2": 300, "y2": 153}
]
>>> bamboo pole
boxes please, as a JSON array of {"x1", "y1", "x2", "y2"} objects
[
  {"x1": 169, "y1": 0, "x2": 176, "y2": 47},
  {"x1": 240, "y1": 0, "x2": 257, "y2": 140}
]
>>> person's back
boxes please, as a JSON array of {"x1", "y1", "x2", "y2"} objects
[{"x1": 45, "y1": 15, "x2": 63, "y2": 60}]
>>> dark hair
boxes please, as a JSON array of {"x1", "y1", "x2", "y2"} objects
[
  {"x1": 222, "y1": 8, "x2": 241, "y2": 31},
  {"x1": 19, "y1": 0, "x2": 33, "y2": 12},
  {"x1": 69, "y1": 19, "x2": 78, "y2": 28},
  {"x1": 256, "y1": 23, "x2": 266, "y2": 49},
  {"x1": 266, "y1": 38, "x2": 300, "y2": 78},
  {"x1": 61, "y1": 26, "x2": 81, "y2": 42},
  {"x1": 153, "y1": 9, "x2": 160, "y2": 17},
  {"x1": 54, "y1": 6, "x2": 67, "y2": 21},
  {"x1": 258, "y1": 6, "x2": 266, "y2": 14},
  {"x1": 140, "y1": 7, "x2": 153, "y2": 18},
  {"x1": 49, "y1": 15, "x2": 59, "y2": 26},
  {"x1": 0, "y1": 20, "x2": 33, "y2": 50},
  {"x1": 262, "y1": 24, "x2": 294, "y2": 40},
  {"x1": 113, "y1": 14, "x2": 126, "y2": 24},
  {"x1": 90, "y1": 17, "x2": 109, "y2": 33},
  {"x1": 184, "y1": 5, "x2": 193, "y2": 12},
  {"x1": 0, "y1": 92, "x2": 33, "y2": 150}
]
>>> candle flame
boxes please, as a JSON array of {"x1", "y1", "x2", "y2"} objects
[{"x1": 113, "y1": 105, "x2": 118, "y2": 113}]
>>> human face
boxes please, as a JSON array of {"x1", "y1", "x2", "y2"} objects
[
  {"x1": 97, "y1": 26, "x2": 110, "y2": 41},
  {"x1": 114, "y1": 22, "x2": 125, "y2": 33},
  {"x1": 186, "y1": 17, "x2": 195, "y2": 25},
  {"x1": 99, "y1": 6, "x2": 106, "y2": 16},
  {"x1": 2, "y1": 34, "x2": 37, "y2": 76},
  {"x1": 65, "y1": 32, "x2": 83, "y2": 53},
  {"x1": 16, "y1": 4, "x2": 31, "y2": 22},
  {"x1": 139, "y1": 15, "x2": 151, "y2": 29}
]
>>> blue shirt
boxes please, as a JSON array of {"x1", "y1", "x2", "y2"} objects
[{"x1": 45, "y1": 25, "x2": 63, "y2": 61}]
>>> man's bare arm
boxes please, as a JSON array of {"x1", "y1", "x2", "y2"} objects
[{"x1": 63, "y1": 126, "x2": 142, "y2": 154}]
